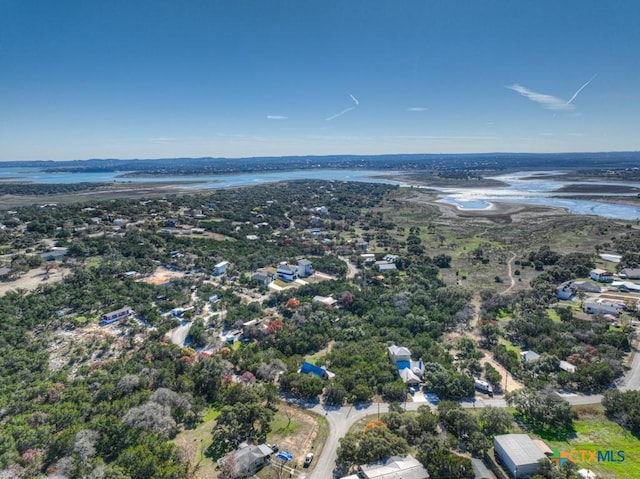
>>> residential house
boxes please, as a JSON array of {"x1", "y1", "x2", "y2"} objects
[
  {"x1": 583, "y1": 299, "x2": 625, "y2": 317},
  {"x1": 611, "y1": 281, "x2": 640, "y2": 293},
  {"x1": 388, "y1": 345, "x2": 412, "y2": 364},
  {"x1": 559, "y1": 360, "x2": 577, "y2": 373},
  {"x1": 217, "y1": 443, "x2": 273, "y2": 478},
  {"x1": 298, "y1": 259, "x2": 313, "y2": 277},
  {"x1": 590, "y1": 269, "x2": 614, "y2": 283},
  {"x1": 375, "y1": 261, "x2": 397, "y2": 272},
  {"x1": 277, "y1": 263, "x2": 298, "y2": 282},
  {"x1": 399, "y1": 369, "x2": 421, "y2": 385},
  {"x1": 100, "y1": 306, "x2": 132, "y2": 326},
  {"x1": 620, "y1": 268, "x2": 640, "y2": 280},
  {"x1": 520, "y1": 351, "x2": 540, "y2": 363},
  {"x1": 355, "y1": 240, "x2": 369, "y2": 252},
  {"x1": 299, "y1": 361, "x2": 335, "y2": 380},
  {"x1": 313, "y1": 295, "x2": 338, "y2": 308},
  {"x1": 346, "y1": 455, "x2": 430, "y2": 479},
  {"x1": 214, "y1": 261, "x2": 229, "y2": 276},
  {"x1": 556, "y1": 281, "x2": 575, "y2": 300},
  {"x1": 40, "y1": 247, "x2": 68, "y2": 261},
  {"x1": 251, "y1": 272, "x2": 274, "y2": 286},
  {"x1": 388, "y1": 345, "x2": 424, "y2": 383}
]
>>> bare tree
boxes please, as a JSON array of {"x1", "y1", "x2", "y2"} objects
[{"x1": 122, "y1": 402, "x2": 177, "y2": 438}]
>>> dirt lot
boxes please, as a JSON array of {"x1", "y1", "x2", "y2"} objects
[
  {"x1": 140, "y1": 266, "x2": 187, "y2": 285},
  {"x1": 446, "y1": 330, "x2": 524, "y2": 394},
  {"x1": 0, "y1": 266, "x2": 70, "y2": 297}
]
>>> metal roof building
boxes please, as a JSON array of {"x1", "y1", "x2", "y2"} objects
[
  {"x1": 357, "y1": 455, "x2": 429, "y2": 479},
  {"x1": 494, "y1": 434, "x2": 547, "y2": 478}
]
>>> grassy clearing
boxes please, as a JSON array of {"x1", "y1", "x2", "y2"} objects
[
  {"x1": 498, "y1": 338, "x2": 521, "y2": 354},
  {"x1": 270, "y1": 411, "x2": 300, "y2": 436},
  {"x1": 85, "y1": 257, "x2": 101, "y2": 268},
  {"x1": 547, "y1": 309, "x2": 561, "y2": 323},
  {"x1": 203, "y1": 407, "x2": 221, "y2": 422},
  {"x1": 541, "y1": 407, "x2": 640, "y2": 479},
  {"x1": 172, "y1": 418, "x2": 217, "y2": 479}
]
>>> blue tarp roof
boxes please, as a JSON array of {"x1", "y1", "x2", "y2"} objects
[
  {"x1": 396, "y1": 360, "x2": 411, "y2": 370},
  {"x1": 300, "y1": 361, "x2": 325, "y2": 378}
]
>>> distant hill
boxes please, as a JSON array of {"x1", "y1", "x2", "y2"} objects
[{"x1": 1, "y1": 152, "x2": 639, "y2": 176}]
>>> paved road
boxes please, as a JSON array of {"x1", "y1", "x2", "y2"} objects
[
  {"x1": 338, "y1": 256, "x2": 359, "y2": 279},
  {"x1": 170, "y1": 321, "x2": 191, "y2": 347},
  {"x1": 305, "y1": 388, "x2": 613, "y2": 479}
]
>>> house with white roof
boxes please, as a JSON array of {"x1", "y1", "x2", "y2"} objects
[{"x1": 340, "y1": 455, "x2": 429, "y2": 479}]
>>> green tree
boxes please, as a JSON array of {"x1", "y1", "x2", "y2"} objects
[
  {"x1": 336, "y1": 427, "x2": 409, "y2": 469},
  {"x1": 506, "y1": 388, "x2": 575, "y2": 432}
]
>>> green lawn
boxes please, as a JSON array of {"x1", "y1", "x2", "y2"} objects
[
  {"x1": 543, "y1": 408, "x2": 640, "y2": 479},
  {"x1": 203, "y1": 407, "x2": 221, "y2": 422},
  {"x1": 498, "y1": 338, "x2": 521, "y2": 354},
  {"x1": 269, "y1": 411, "x2": 300, "y2": 436},
  {"x1": 547, "y1": 309, "x2": 561, "y2": 323}
]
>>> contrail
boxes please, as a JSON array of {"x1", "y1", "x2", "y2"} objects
[
  {"x1": 566, "y1": 74, "x2": 597, "y2": 105},
  {"x1": 349, "y1": 94, "x2": 359, "y2": 106},
  {"x1": 326, "y1": 107, "x2": 355, "y2": 121}
]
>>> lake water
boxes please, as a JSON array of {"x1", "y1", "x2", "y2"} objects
[
  {"x1": 0, "y1": 167, "x2": 638, "y2": 220},
  {"x1": 435, "y1": 171, "x2": 640, "y2": 220}
]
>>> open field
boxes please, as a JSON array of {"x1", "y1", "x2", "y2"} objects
[
  {"x1": 0, "y1": 265, "x2": 70, "y2": 297},
  {"x1": 544, "y1": 406, "x2": 640, "y2": 479}
]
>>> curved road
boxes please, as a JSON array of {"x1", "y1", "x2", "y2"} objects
[{"x1": 338, "y1": 256, "x2": 359, "y2": 279}]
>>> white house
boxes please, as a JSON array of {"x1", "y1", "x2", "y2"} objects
[
  {"x1": 313, "y1": 295, "x2": 338, "y2": 308},
  {"x1": 583, "y1": 299, "x2": 625, "y2": 317},
  {"x1": 559, "y1": 360, "x2": 577, "y2": 373},
  {"x1": 388, "y1": 345, "x2": 412, "y2": 364},
  {"x1": 277, "y1": 263, "x2": 299, "y2": 282},
  {"x1": 100, "y1": 306, "x2": 132, "y2": 326},
  {"x1": 590, "y1": 269, "x2": 614, "y2": 283},
  {"x1": 353, "y1": 455, "x2": 430, "y2": 479},
  {"x1": 298, "y1": 259, "x2": 313, "y2": 277},
  {"x1": 213, "y1": 261, "x2": 229, "y2": 276}
]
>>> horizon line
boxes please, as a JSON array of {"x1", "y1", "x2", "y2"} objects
[{"x1": 1, "y1": 149, "x2": 639, "y2": 163}]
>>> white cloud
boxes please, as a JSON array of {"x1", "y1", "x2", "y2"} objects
[
  {"x1": 266, "y1": 115, "x2": 288, "y2": 120},
  {"x1": 349, "y1": 94, "x2": 359, "y2": 105},
  {"x1": 407, "y1": 107, "x2": 429, "y2": 112},
  {"x1": 506, "y1": 84, "x2": 572, "y2": 110},
  {"x1": 507, "y1": 75, "x2": 596, "y2": 111}
]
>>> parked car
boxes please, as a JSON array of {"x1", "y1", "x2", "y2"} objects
[{"x1": 304, "y1": 453, "x2": 314, "y2": 468}]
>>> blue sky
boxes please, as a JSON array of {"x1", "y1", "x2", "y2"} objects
[{"x1": 1, "y1": 1, "x2": 639, "y2": 160}]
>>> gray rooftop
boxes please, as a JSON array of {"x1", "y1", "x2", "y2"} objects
[
  {"x1": 360, "y1": 455, "x2": 429, "y2": 479},
  {"x1": 494, "y1": 434, "x2": 546, "y2": 467}
]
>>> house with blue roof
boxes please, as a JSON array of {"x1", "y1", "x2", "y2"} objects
[
  {"x1": 388, "y1": 345, "x2": 424, "y2": 384},
  {"x1": 299, "y1": 361, "x2": 335, "y2": 380}
]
